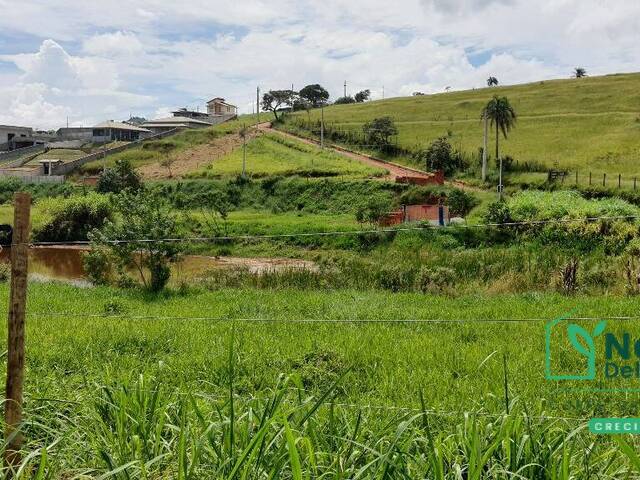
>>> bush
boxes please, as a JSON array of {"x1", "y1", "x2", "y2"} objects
[
  {"x1": 96, "y1": 159, "x2": 143, "y2": 194},
  {"x1": 415, "y1": 266, "x2": 455, "y2": 293},
  {"x1": 446, "y1": 189, "x2": 477, "y2": 216},
  {"x1": 375, "y1": 264, "x2": 415, "y2": 292},
  {"x1": 89, "y1": 192, "x2": 180, "y2": 292},
  {"x1": 33, "y1": 193, "x2": 113, "y2": 242},
  {"x1": 82, "y1": 249, "x2": 111, "y2": 285}
]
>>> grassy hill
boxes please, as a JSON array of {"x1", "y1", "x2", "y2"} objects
[{"x1": 285, "y1": 73, "x2": 640, "y2": 175}]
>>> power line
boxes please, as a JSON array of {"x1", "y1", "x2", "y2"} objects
[{"x1": 23, "y1": 214, "x2": 640, "y2": 247}]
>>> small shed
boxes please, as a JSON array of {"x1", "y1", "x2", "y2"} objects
[{"x1": 38, "y1": 159, "x2": 63, "y2": 176}]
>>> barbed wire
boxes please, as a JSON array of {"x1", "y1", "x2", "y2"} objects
[
  {"x1": 25, "y1": 313, "x2": 640, "y2": 324},
  {"x1": 18, "y1": 214, "x2": 639, "y2": 247}
]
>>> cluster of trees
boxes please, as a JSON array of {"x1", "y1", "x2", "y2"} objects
[{"x1": 261, "y1": 84, "x2": 372, "y2": 119}]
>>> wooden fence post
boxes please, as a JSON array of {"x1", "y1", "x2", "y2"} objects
[
  {"x1": 634, "y1": 177, "x2": 637, "y2": 191},
  {"x1": 575, "y1": 171, "x2": 578, "y2": 186},
  {"x1": 603, "y1": 173, "x2": 606, "y2": 187},
  {"x1": 619, "y1": 174, "x2": 621, "y2": 189},
  {"x1": 4, "y1": 192, "x2": 31, "y2": 469},
  {"x1": 589, "y1": 172, "x2": 592, "y2": 185}
]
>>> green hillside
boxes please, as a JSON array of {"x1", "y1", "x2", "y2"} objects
[{"x1": 286, "y1": 73, "x2": 640, "y2": 175}]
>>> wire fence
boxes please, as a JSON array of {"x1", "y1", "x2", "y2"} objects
[{"x1": 19, "y1": 214, "x2": 640, "y2": 247}]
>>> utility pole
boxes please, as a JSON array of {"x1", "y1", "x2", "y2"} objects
[
  {"x1": 344, "y1": 80, "x2": 347, "y2": 98},
  {"x1": 320, "y1": 104, "x2": 325, "y2": 149},
  {"x1": 242, "y1": 123, "x2": 247, "y2": 177},
  {"x1": 5, "y1": 192, "x2": 30, "y2": 470},
  {"x1": 382, "y1": 85, "x2": 385, "y2": 100},
  {"x1": 482, "y1": 112, "x2": 488, "y2": 182},
  {"x1": 256, "y1": 86, "x2": 260, "y2": 125}
]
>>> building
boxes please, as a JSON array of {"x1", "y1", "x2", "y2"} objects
[
  {"x1": 0, "y1": 125, "x2": 35, "y2": 151},
  {"x1": 141, "y1": 116, "x2": 212, "y2": 134},
  {"x1": 92, "y1": 121, "x2": 152, "y2": 142},
  {"x1": 56, "y1": 127, "x2": 94, "y2": 142},
  {"x1": 171, "y1": 108, "x2": 214, "y2": 123},
  {"x1": 207, "y1": 97, "x2": 237, "y2": 116}
]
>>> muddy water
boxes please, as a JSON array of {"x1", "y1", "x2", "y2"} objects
[{"x1": 0, "y1": 246, "x2": 315, "y2": 285}]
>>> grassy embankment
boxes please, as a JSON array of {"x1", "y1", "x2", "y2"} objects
[
  {"x1": 188, "y1": 132, "x2": 386, "y2": 179},
  {"x1": 282, "y1": 73, "x2": 640, "y2": 179}
]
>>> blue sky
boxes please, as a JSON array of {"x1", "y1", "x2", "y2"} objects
[{"x1": 0, "y1": 0, "x2": 638, "y2": 129}]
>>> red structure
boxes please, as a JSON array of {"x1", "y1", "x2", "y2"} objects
[
  {"x1": 395, "y1": 170, "x2": 444, "y2": 186},
  {"x1": 379, "y1": 204, "x2": 449, "y2": 227}
]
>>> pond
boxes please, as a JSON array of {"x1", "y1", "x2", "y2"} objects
[{"x1": 0, "y1": 246, "x2": 315, "y2": 286}]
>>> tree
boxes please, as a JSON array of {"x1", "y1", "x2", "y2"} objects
[
  {"x1": 574, "y1": 67, "x2": 587, "y2": 78},
  {"x1": 334, "y1": 96, "x2": 356, "y2": 105},
  {"x1": 88, "y1": 192, "x2": 181, "y2": 292},
  {"x1": 354, "y1": 89, "x2": 371, "y2": 103},
  {"x1": 261, "y1": 90, "x2": 296, "y2": 120},
  {"x1": 362, "y1": 117, "x2": 397, "y2": 149},
  {"x1": 481, "y1": 96, "x2": 517, "y2": 198},
  {"x1": 414, "y1": 136, "x2": 456, "y2": 175},
  {"x1": 96, "y1": 158, "x2": 143, "y2": 194},
  {"x1": 298, "y1": 84, "x2": 329, "y2": 107},
  {"x1": 487, "y1": 76, "x2": 499, "y2": 87}
]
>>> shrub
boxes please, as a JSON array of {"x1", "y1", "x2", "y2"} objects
[
  {"x1": 89, "y1": 192, "x2": 180, "y2": 292},
  {"x1": 413, "y1": 137, "x2": 468, "y2": 176},
  {"x1": 82, "y1": 249, "x2": 111, "y2": 285},
  {"x1": 446, "y1": 189, "x2": 477, "y2": 216},
  {"x1": 375, "y1": 264, "x2": 415, "y2": 292},
  {"x1": 355, "y1": 196, "x2": 391, "y2": 225},
  {"x1": 415, "y1": 266, "x2": 455, "y2": 293},
  {"x1": 96, "y1": 159, "x2": 143, "y2": 194},
  {"x1": 484, "y1": 201, "x2": 512, "y2": 224},
  {"x1": 33, "y1": 193, "x2": 113, "y2": 242},
  {"x1": 362, "y1": 117, "x2": 397, "y2": 150}
]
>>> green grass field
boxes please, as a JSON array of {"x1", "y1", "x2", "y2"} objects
[
  {"x1": 190, "y1": 132, "x2": 386, "y2": 179},
  {"x1": 285, "y1": 73, "x2": 640, "y2": 175},
  {"x1": 2, "y1": 282, "x2": 640, "y2": 475}
]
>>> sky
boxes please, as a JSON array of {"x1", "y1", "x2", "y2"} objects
[{"x1": 0, "y1": 0, "x2": 638, "y2": 129}]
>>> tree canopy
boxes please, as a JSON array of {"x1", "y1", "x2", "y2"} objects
[
  {"x1": 362, "y1": 116, "x2": 397, "y2": 148},
  {"x1": 261, "y1": 90, "x2": 296, "y2": 120},
  {"x1": 354, "y1": 89, "x2": 371, "y2": 103},
  {"x1": 574, "y1": 67, "x2": 587, "y2": 78},
  {"x1": 298, "y1": 84, "x2": 329, "y2": 107},
  {"x1": 487, "y1": 76, "x2": 499, "y2": 87}
]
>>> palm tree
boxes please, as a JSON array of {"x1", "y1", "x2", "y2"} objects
[
  {"x1": 574, "y1": 67, "x2": 587, "y2": 78},
  {"x1": 481, "y1": 96, "x2": 517, "y2": 199},
  {"x1": 487, "y1": 76, "x2": 499, "y2": 87}
]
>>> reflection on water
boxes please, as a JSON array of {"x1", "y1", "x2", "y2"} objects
[{"x1": 0, "y1": 246, "x2": 315, "y2": 285}]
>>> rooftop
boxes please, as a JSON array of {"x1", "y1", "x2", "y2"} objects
[
  {"x1": 143, "y1": 116, "x2": 212, "y2": 126},
  {"x1": 93, "y1": 121, "x2": 152, "y2": 132}
]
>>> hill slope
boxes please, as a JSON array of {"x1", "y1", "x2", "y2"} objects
[{"x1": 286, "y1": 73, "x2": 640, "y2": 175}]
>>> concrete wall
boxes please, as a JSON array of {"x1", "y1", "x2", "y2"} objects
[
  {"x1": 51, "y1": 127, "x2": 182, "y2": 176},
  {"x1": 0, "y1": 170, "x2": 64, "y2": 183},
  {"x1": 56, "y1": 128, "x2": 93, "y2": 142},
  {"x1": 0, "y1": 144, "x2": 46, "y2": 166}
]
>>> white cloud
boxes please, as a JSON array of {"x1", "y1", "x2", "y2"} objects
[
  {"x1": 0, "y1": 0, "x2": 638, "y2": 126},
  {"x1": 0, "y1": 39, "x2": 154, "y2": 129}
]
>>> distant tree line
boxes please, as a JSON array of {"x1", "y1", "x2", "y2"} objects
[{"x1": 261, "y1": 84, "x2": 373, "y2": 120}]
